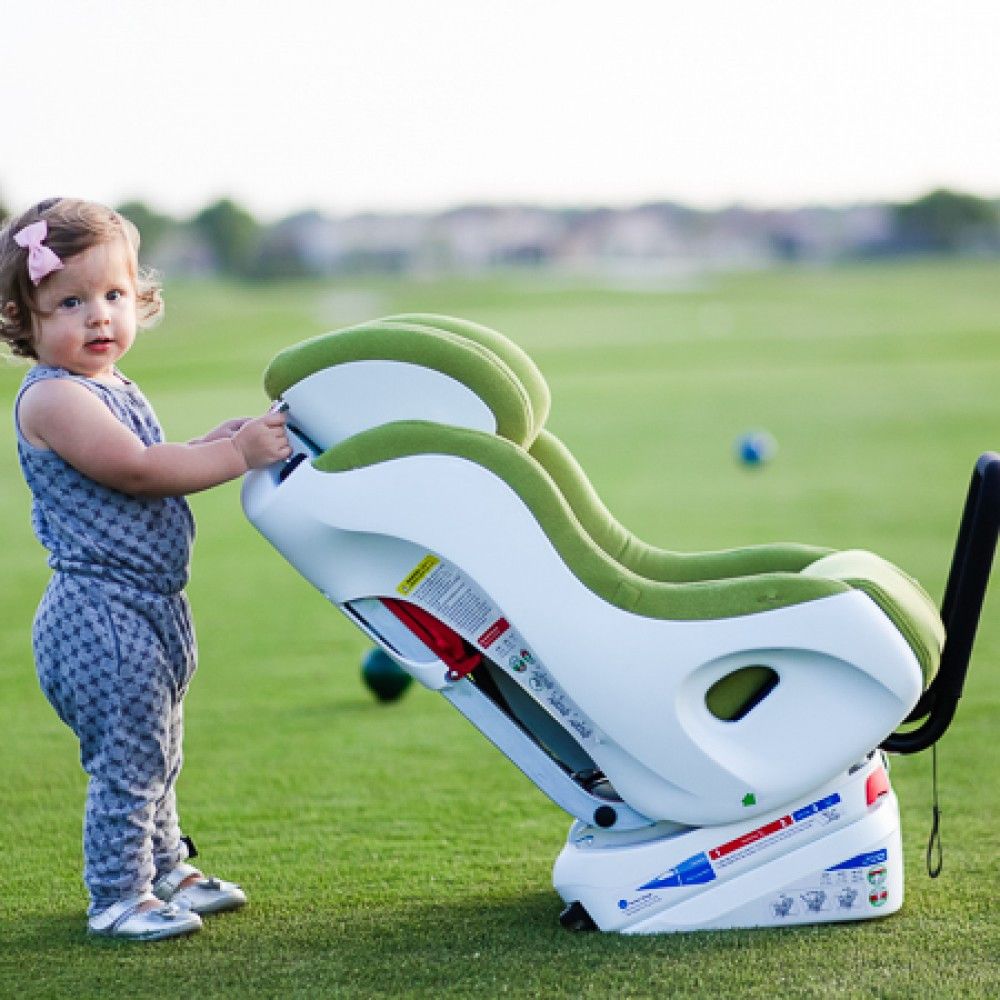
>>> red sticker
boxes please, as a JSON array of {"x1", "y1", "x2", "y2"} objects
[
  {"x1": 478, "y1": 618, "x2": 510, "y2": 648},
  {"x1": 709, "y1": 815, "x2": 793, "y2": 860}
]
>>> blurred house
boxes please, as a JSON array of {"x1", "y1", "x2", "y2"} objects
[
  {"x1": 270, "y1": 202, "x2": 904, "y2": 278},
  {"x1": 142, "y1": 190, "x2": 997, "y2": 280},
  {"x1": 148, "y1": 227, "x2": 216, "y2": 277}
]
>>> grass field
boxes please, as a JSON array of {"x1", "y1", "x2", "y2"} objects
[{"x1": 1, "y1": 260, "x2": 997, "y2": 998}]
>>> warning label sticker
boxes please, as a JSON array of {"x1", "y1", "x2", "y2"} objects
[
  {"x1": 395, "y1": 554, "x2": 601, "y2": 746},
  {"x1": 397, "y1": 555, "x2": 440, "y2": 595},
  {"x1": 404, "y1": 561, "x2": 495, "y2": 635}
]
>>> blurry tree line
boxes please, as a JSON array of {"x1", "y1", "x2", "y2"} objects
[
  {"x1": 0, "y1": 195, "x2": 266, "y2": 278},
  {"x1": 890, "y1": 189, "x2": 999, "y2": 253},
  {"x1": 0, "y1": 187, "x2": 998, "y2": 279}
]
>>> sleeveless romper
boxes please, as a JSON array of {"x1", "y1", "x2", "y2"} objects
[{"x1": 15, "y1": 364, "x2": 198, "y2": 915}]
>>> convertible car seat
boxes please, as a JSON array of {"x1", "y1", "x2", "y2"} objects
[{"x1": 243, "y1": 314, "x2": 946, "y2": 933}]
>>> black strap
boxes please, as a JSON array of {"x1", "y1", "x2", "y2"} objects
[
  {"x1": 926, "y1": 745, "x2": 943, "y2": 878},
  {"x1": 181, "y1": 834, "x2": 199, "y2": 861}
]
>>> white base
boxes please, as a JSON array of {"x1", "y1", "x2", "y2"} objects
[{"x1": 553, "y1": 754, "x2": 903, "y2": 933}]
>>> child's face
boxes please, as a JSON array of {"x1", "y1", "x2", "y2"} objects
[{"x1": 30, "y1": 238, "x2": 138, "y2": 381}]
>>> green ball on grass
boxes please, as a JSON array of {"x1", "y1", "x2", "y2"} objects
[{"x1": 361, "y1": 647, "x2": 413, "y2": 702}]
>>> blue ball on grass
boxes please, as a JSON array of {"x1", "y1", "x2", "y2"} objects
[
  {"x1": 735, "y1": 431, "x2": 777, "y2": 468},
  {"x1": 361, "y1": 647, "x2": 413, "y2": 703}
]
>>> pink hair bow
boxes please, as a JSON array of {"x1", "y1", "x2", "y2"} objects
[{"x1": 14, "y1": 220, "x2": 64, "y2": 286}]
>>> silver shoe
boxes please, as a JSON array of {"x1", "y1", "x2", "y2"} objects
[
  {"x1": 154, "y1": 862, "x2": 247, "y2": 915},
  {"x1": 88, "y1": 893, "x2": 203, "y2": 941}
]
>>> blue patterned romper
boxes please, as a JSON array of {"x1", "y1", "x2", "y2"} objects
[{"x1": 15, "y1": 364, "x2": 197, "y2": 915}]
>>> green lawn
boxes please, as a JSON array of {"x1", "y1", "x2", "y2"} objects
[{"x1": 1, "y1": 261, "x2": 997, "y2": 998}]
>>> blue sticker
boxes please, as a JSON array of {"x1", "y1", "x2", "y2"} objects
[
  {"x1": 793, "y1": 792, "x2": 842, "y2": 822},
  {"x1": 827, "y1": 848, "x2": 888, "y2": 871},
  {"x1": 814, "y1": 793, "x2": 842, "y2": 811},
  {"x1": 639, "y1": 851, "x2": 716, "y2": 890}
]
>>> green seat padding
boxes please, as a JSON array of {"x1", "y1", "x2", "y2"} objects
[
  {"x1": 802, "y1": 551, "x2": 944, "y2": 686},
  {"x1": 382, "y1": 314, "x2": 551, "y2": 440},
  {"x1": 529, "y1": 429, "x2": 833, "y2": 582},
  {"x1": 705, "y1": 665, "x2": 779, "y2": 721},
  {"x1": 313, "y1": 421, "x2": 851, "y2": 622},
  {"x1": 264, "y1": 321, "x2": 537, "y2": 446}
]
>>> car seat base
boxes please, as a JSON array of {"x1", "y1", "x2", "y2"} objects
[{"x1": 553, "y1": 753, "x2": 903, "y2": 933}]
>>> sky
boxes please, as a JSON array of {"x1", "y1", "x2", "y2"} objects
[{"x1": 3, "y1": 1, "x2": 999, "y2": 221}]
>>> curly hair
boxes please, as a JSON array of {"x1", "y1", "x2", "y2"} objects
[{"x1": 0, "y1": 198, "x2": 164, "y2": 359}]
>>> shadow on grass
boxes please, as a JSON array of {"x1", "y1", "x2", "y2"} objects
[
  {"x1": 198, "y1": 890, "x2": 830, "y2": 994},
  {"x1": 2, "y1": 911, "x2": 86, "y2": 949},
  {"x1": 1, "y1": 889, "x2": 766, "y2": 954},
  {"x1": 0, "y1": 888, "x2": 959, "y2": 999}
]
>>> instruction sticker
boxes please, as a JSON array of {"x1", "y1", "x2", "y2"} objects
[
  {"x1": 766, "y1": 846, "x2": 894, "y2": 920},
  {"x1": 394, "y1": 553, "x2": 602, "y2": 746},
  {"x1": 397, "y1": 555, "x2": 440, "y2": 595}
]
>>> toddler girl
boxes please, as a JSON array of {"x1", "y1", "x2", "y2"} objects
[{"x1": 1, "y1": 198, "x2": 292, "y2": 941}]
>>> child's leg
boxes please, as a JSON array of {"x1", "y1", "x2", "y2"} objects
[
  {"x1": 151, "y1": 698, "x2": 188, "y2": 878},
  {"x1": 34, "y1": 578, "x2": 194, "y2": 916},
  {"x1": 101, "y1": 589, "x2": 198, "y2": 908}
]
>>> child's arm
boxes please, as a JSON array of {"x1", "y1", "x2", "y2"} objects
[
  {"x1": 19, "y1": 379, "x2": 292, "y2": 498},
  {"x1": 189, "y1": 418, "x2": 253, "y2": 445}
]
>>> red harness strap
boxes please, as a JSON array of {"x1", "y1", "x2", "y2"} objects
[{"x1": 381, "y1": 598, "x2": 482, "y2": 681}]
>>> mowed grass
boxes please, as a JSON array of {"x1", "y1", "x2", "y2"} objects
[{"x1": 1, "y1": 261, "x2": 998, "y2": 998}]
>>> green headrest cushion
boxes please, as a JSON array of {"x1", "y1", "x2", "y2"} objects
[
  {"x1": 263, "y1": 320, "x2": 538, "y2": 447},
  {"x1": 381, "y1": 314, "x2": 551, "y2": 439}
]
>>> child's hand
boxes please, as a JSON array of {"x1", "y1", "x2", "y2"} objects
[
  {"x1": 213, "y1": 417, "x2": 254, "y2": 440},
  {"x1": 232, "y1": 411, "x2": 293, "y2": 469},
  {"x1": 193, "y1": 418, "x2": 253, "y2": 445}
]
